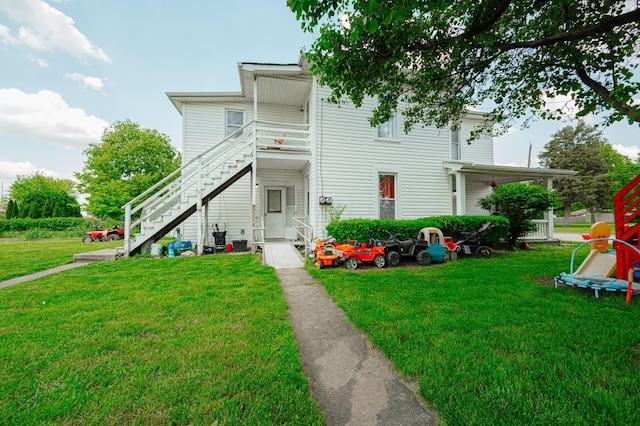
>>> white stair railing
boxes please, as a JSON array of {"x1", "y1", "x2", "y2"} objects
[{"x1": 123, "y1": 122, "x2": 255, "y2": 256}]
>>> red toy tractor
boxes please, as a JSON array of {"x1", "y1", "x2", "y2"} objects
[
  {"x1": 341, "y1": 238, "x2": 387, "y2": 270},
  {"x1": 82, "y1": 225, "x2": 124, "y2": 243}
]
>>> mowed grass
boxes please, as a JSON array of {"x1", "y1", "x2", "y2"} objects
[
  {"x1": 0, "y1": 254, "x2": 323, "y2": 425},
  {"x1": 555, "y1": 222, "x2": 614, "y2": 234},
  {"x1": 0, "y1": 238, "x2": 123, "y2": 282},
  {"x1": 308, "y1": 246, "x2": 640, "y2": 425}
]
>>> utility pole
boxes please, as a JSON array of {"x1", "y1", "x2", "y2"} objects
[{"x1": 527, "y1": 142, "x2": 532, "y2": 168}]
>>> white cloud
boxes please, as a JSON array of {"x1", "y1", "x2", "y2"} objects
[
  {"x1": 65, "y1": 72, "x2": 105, "y2": 93},
  {"x1": 0, "y1": 0, "x2": 110, "y2": 62},
  {"x1": 0, "y1": 159, "x2": 58, "y2": 180},
  {"x1": 0, "y1": 23, "x2": 16, "y2": 44},
  {"x1": 0, "y1": 88, "x2": 108, "y2": 149},
  {"x1": 26, "y1": 54, "x2": 49, "y2": 68},
  {"x1": 611, "y1": 143, "x2": 640, "y2": 161}
]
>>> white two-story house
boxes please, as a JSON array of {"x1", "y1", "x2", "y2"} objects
[{"x1": 122, "y1": 55, "x2": 574, "y2": 256}]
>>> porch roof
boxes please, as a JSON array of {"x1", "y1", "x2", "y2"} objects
[{"x1": 443, "y1": 161, "x2": 577, "y2": 184}]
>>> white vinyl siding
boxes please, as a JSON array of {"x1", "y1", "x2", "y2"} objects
[{"x1": 311, "y1": 86, "x2": 453, "y2": 235}]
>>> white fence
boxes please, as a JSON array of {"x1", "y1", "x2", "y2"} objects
[{"x1": 523, "y1": 219, "x2": 550, "y2": 240}]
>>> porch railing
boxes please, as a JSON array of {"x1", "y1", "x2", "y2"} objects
[
  {"x1": 255, "y1": 120, "x2": 310, "y2": 151},
  {"x1": 292, "y1": 216, "x2": 313, "y2": 257},
  {"x1": 523, "y1": 219, "x2": 550, "y2": 240},
  {"x1": 252, "y1": 215, "x2": 265, "y2": 251}
]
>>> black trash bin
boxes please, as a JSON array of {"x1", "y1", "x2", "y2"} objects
[{"x1": 232, "y1": 239, "x2": 248, "y2": 252}]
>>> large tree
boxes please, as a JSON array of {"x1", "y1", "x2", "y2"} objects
[
  {"x1": 289, "y1": 1, "x2": 640, "y2": 137},
  {"x1": 8, "y1": 173, "x2": 81, "y2": 219},
  {"x1": 538, "y1": 120, "x2": 612, "y2": 225},
  {"x1": 76, "y1": 120, "x2": 181, "y2": 220}
]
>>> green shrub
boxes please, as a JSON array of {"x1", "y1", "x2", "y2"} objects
[
  {"x1": 23, "y1": 228, "x2": 54, "y2": 240},
  {"x1": 0, "y1": 217, "x2": 104, "y2": 237},
  {"x1": 325, "y1": 215, "x2": 509, "y2": 247}
]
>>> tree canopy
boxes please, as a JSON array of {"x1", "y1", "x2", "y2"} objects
[
  {"x1": 7, "y1": 173, "x2": 81, "y2": 219},
  {"x1": 75, "y1": 120, "x2": 181, "y2": 220},
  {"x1": 538, "y1": 120, "x2": 612, "y2": 224},
  {"x1": 289, "y1": 0, "x2": 640, "y2": 137}
]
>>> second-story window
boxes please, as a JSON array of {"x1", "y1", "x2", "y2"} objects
[
  {"x1": 451, "y1": 127, "x2": 461, "y2": 160},
  {"x1": 226, "y1": 110, "x2": 244, "y2": 138},
  {"x1": 376, "y1": 117, "x2": 396, "y2": 140}
]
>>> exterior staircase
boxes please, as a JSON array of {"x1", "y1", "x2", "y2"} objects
[
  {"x1": 122, "y1": 123, "x2": 255, "y2": 257},
  {"x1": 613, "y1": 173, "x2": 640, "y2": 279}
]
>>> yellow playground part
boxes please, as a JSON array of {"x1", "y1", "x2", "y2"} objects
[{"x1": 574, "y1": 249, "x2": 617, "y2": 277}]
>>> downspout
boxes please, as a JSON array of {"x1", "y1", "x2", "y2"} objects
[{"x1": 251, "y1": 74, "x2": 258, "y2": 253}]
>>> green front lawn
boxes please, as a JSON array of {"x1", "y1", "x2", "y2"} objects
[
  {"x1": 554, "y1": 222, "x2": 614, "y2": 234},
  {"x1": 0, "y1": 255, "x2": 323, "y2": 425},
  {"x1": 0, "y1": 238, "x2": 123, "y2": 282},
  {"x1": 309, "y1": 246, "x2": 640, "y2": 425},
  {"x1": 3, "y1": 238, "x2": 639, "y2": 424}
]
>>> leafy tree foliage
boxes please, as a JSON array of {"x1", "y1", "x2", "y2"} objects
[
  {"x1": 8, "y1": 173, "x2": 81, "y2": 219},
  {"x1": 478, "y1": 182, "x2": 556, "y2": 249},
  {"x1": 538, "y1": 120, "x2": 612, "y2": 225},
  {"x1": 6, "y1": 199, "x2": 17, "y2": 219},
  {"x1": 75, "y1": 120, "x2": 181, "y2": 220},
  {"x1": 601, "y1": 144, "x2": 640, "y2": 202},
  {"x1": 289, "y1": 0, "x2": 640, "y2": 137}
]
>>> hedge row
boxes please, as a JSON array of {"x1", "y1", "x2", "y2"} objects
[
  {"x1": 0, "y1": 217, "x2": 103, "y2": 233},
  {"x1": 325, "y1": 215, "x2": 510, "y2": 248}
]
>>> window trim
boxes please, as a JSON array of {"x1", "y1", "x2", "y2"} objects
[
  {"x1": 225, "y1": 109, "x2": 244, "y2": 138},
  {"x1": 450, "y1": 127, "x2": 461, "y2": 160},
  {"x1": 374, "y1": 114, "x2": 400, "y2": 142},
  {"x1": 378, "y1": 172, "x2": 398, "y2": 220}
]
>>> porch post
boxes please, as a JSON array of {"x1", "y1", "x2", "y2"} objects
[
  {"x1": 251, "y1": 74, "x2": 258, "y2": 253},
  {"x1": 124, "y1": 204, "x2": 131, "y2": 258},
  {"x1": 455, "y1": 172, "x2": 466, "y2": 215},
  {"x1": 204, "y1": 201, "x2": 209, "y2": 246},
  {"x1": 545, "y1": 177, "x2": 554, "y2": 239},
  {"x1": 196, "y1": 156, "x2": 203, "y2": 255}
]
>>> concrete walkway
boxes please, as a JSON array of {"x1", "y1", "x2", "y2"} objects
[
  {"x1": 278, "y1": 268, "x2": 437, "y2": 425},
  {"x1": 0, "y1": 261, "x2": 93, "y2": 289},
  {"x1": 265, "y1": 241, "x2": 437, "y2": 425}
]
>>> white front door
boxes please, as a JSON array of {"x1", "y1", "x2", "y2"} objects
[{"x1": 264, "y1": 187, "x2": 286, "y2": 239}]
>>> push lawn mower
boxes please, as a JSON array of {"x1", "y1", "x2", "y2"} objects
[{"x1": 455, "y1": 221, "x2": 495, "y2": 257}]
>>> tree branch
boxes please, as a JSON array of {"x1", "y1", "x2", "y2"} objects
[
  {"x1": 575, "y1": 62, "x2": 640, "y2": 122},
  {"x1": 496, "y1": 8, "x2": 640, "y2": 50}
]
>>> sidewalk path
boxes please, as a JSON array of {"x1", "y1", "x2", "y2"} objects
[
  {"x1": 277, "y1": 267, "x2": 437, "y2": 425},
  {"x1": 0, "y1": 261, "x2": 92, "y2": 289}
]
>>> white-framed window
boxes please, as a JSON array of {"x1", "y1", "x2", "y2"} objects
[
  {"x1": 376, "y1": 117, "x2": 397, "y2": 140},
  {"x1": 451, "y1": 127, "x2": 461, "y2": 160},
  {"x1": 379, "y1": 173, "x2": 396, "y2": 219},
  {"x1": 226, "y1": 110, "x2": 244, "y2": 138}
]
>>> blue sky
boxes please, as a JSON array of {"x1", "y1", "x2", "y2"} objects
[{"x1": 0, "y1": 0, "x2": 638, "y2": 199}]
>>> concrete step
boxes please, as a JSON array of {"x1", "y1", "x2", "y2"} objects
[{"x1": 73, "y1": 248, "x2": 121, "y2": 261}]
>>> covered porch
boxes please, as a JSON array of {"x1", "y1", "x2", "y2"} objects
[{"x1": 444, "y1": 161, "x2": 577, "y2": 240}]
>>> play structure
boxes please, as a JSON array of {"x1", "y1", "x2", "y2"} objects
[{"x1": 555, "y1": 174, "x2": 640, "y2": 303}]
